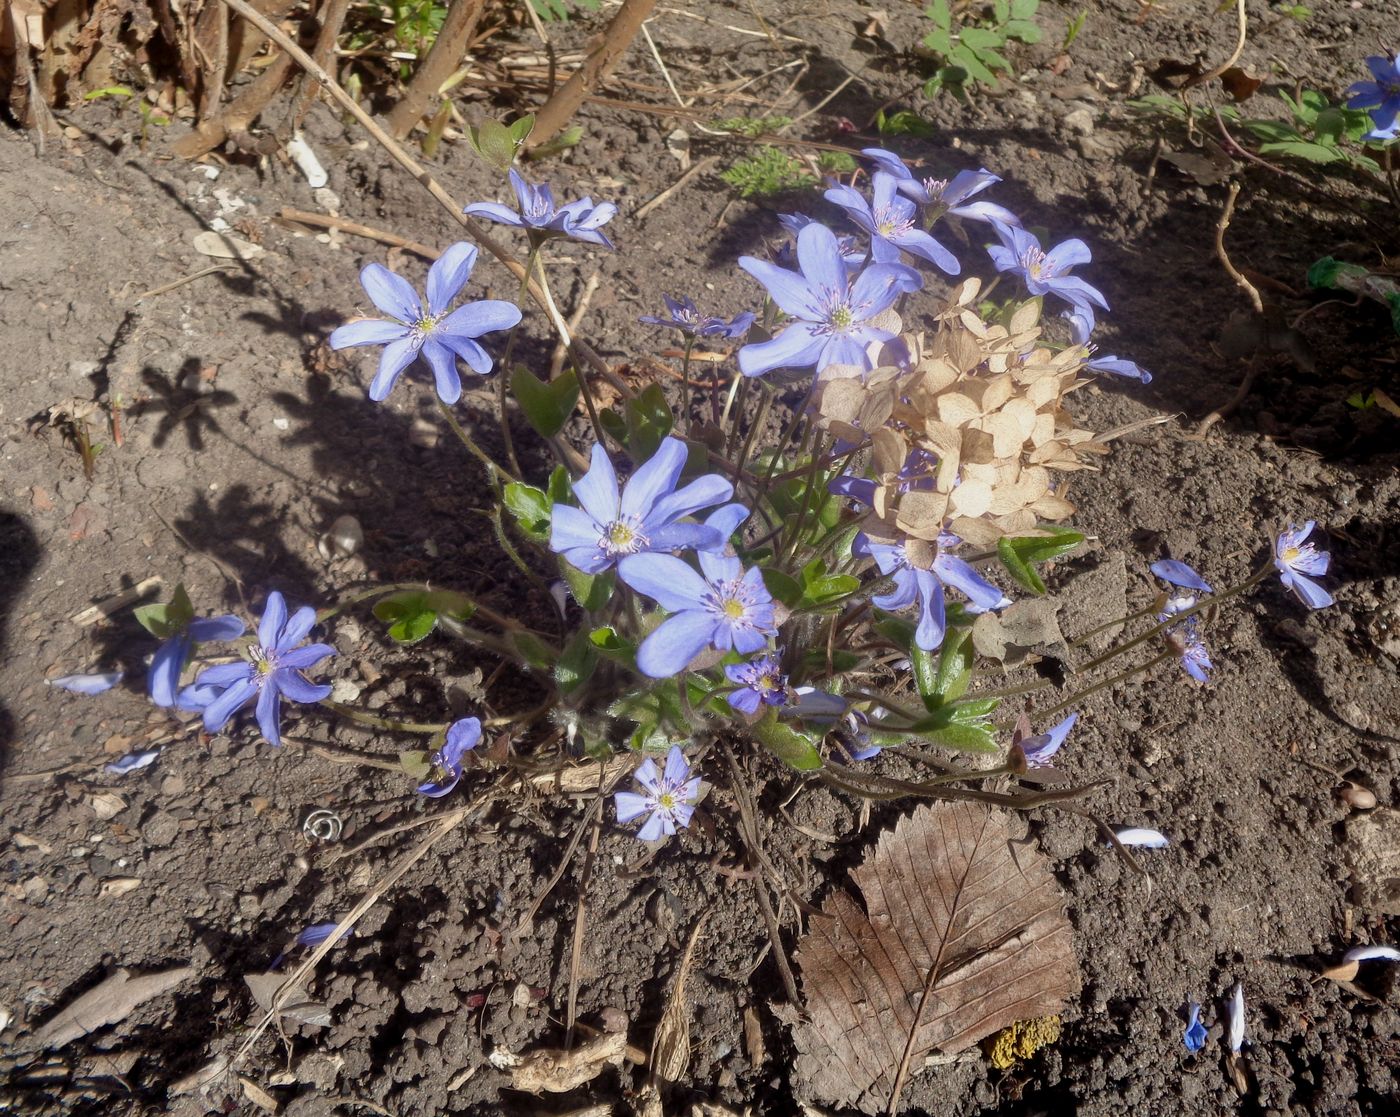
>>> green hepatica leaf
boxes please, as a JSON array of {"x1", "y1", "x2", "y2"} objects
[
  {"x1": 373, "y1": 591, "x2": 440, "y2": 644},
  {"x1": 926, "y1": 722, "x2": 999, "y2": 753},
  {"x1": 398, "y1": 750, "x2": 432, "y2": 780},
  {"x1": 997, "y1": 529, "x2": 1084, "y2": 596},
  {"x1": 133, "y1": 583, "x2": 195, "y2": 639},
  {"x1": 555, "y1": 630, "x2": 598, "y2": 695},
  {"x1": 762, "y1": 567, "x2": 804, "y2": 608},
  {"x1": 504, "y1": 482, "x2": 552, "y2": 542},
  {"x1": 563, "y1": 561, "x2": 615, "y2": 612},
  {"x1": 1257, "y1": 140, "x2": 1343, "y2": 164},
  {"x1": 751, "y1": 708, "x2": 824, "y2": 772},
  {"x1": 625, "y1": 383, "x2": 674, "y2": 460},
  {"x1": 512, "y1": 365, "x2": 579, "y2": 438}
]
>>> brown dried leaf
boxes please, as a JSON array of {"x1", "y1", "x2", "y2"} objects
[
  {"x1": 787, "y1": 802, "x2": 1078, "y2": 1112},
  {"x1": 650, "y1": 912, "x2": 709, "y2": 1086},
  {"x1": 971, "y1": 600, "x2": 1068, "y2": 669},
  {"x1": 511, "y1": 1031, "x2": 627, "y2": 1094},
  {"x1": 36, "y1": 966, "x2": 193, "y2": 1048}
]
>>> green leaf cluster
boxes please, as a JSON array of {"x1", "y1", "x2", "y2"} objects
[
  {"x1": 995, "y1": 528, "x2": 1084, "y2": 595},
  {"x1": 373, "y1": 589, "x2": 476, "y2": 645},
  {"x1": 921, "y1": 0, "x2": 1040, "y2": 96},
  {"x1": 530, "y1": 0, "x2": 601, "y2": 23},
  {"x1": 719, "y1": 147, "x2": 818, "y2": 198},
  {"x1": 466, "y1": 116, "x2": 535, "y2": 173}
]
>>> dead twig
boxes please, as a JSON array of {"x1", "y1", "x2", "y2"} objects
[
  {"x1": 563, "y1": 771, "x2": 606, "y2": 1051},
  {"x1": 1185, "y1": 353, "x2": 1261, "y2": 441},
  {"x1": 134, "y1": 264, "x2": 239, "y2": 302},
  {"x1": 1194, "y1": 0, "x2": 1247, "y2": 88},
  {"x1": 291, "y1": 0, "x2": 351, "y2": 130},
  {"x1": 277, "y1": 208, "x2": 438, "y2": 259},
  {"x1": 1214, "y1": 182, "x2": 1263, "y2": 315},
  {"x1": 385, "y1": 0, "x2": 487, "y2": 139},
  {"x1": 550, "y1": 270, "x2": 600, "y2": 379},
  {"x1": 634, "y1": 155, "x2": 719, "y2": 221}
]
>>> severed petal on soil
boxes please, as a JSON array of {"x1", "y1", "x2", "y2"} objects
[
  {"x1": 510, "y1": 1031, "x2": 628, "y2": 1094},
  {"x1": 783, "y1": 801, "x2": 1078, "y2": 1112},
  {"x1": 48, "y1": 671, "x2": 122, "y2": 695},
  {"x1": 35, "y1": 966, "x2": 193, "y2": 1048}
]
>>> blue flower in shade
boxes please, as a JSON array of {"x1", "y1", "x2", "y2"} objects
[
  {"x1": 464, "y1": 168, "x2": 617, "y2": 248},
  {"x1": 296, "y1": 922, "x2": 352, "y2": 949},
  {"x1": 1347, "y1": 55, "x2": 1400, "y2": 136},
  {"x1": 195, "y1": 592, "x2": 335, "y2": 747},
  {"x1": 823, "y1": 172, "x2": 960, "y2": 274},
  {"x1": 1183, "y1": 1002, "x2": 1208, "y2": 1053},
  {"x1": 329, "y1": 243, "x2": 523, "y2": 405},
  {"x1": 775, "y1": 213, "x2": 868, "y2": 270},
  {"x1": 619, "y1": 541, "x2": 777, "y2": 677},
  {"x1": 1274, "y1": 521, "x2": 1334, "y2": 609},
  {"x1": 737, "y1": 222, "x2": 920, "y2": 378},
  {"x1": 784, "y1": 688, "x2": 878, "y2": 759},
  {"x1": 725, "y1": 652, "x2": 788, "y2": 715},
  {"x1": 615, "y1": 746, "x2": 701, "y2": 842},
  {"x1": 1064, "y1": 308, "x2": 1152, "y2": 384},
  {"x1": 854, "y1": 533, "x2": 1010, "y2": 652},
  {"x1": 1171, "y1": 618, "x2": 1213, "y2": 683},
  {"x1": 549, "y1": 437, "x2": 735, "y2": 575},
  {"x1": 1018, "y1": 712, "x2": 1077, "y2": 768},
  {"x1": 829, "y1": 447, "x2": 939, "y2": 507},
  {"x1": 640, "y1": 295, "x2": 756, "y2": 340},
  {"x1": 860, "y1": 149, "x2": 1020, "y2": 225},
  {"x1": 987, "y1": 223, "x2": 1108, "y2": 315},
  {"x1": 149, "y1": 613, "x2": 246, "y2": 708},
  {"x1": 49, "y1": 671, "x2": 123, "y2": 695},
  {"x1": 418, "y1": 717, "x2": 481, "y2": 798}
]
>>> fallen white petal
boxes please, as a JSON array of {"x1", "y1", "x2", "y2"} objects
[
  {"x1": 1227, "y1": 982, "x2": 1245, "y2": 1053},
  {"x1": 106, "y1": 750, "x2": 160, "y2": 775},
  {"x1": 49, "y1": 671, "x2": 123, "y2": 695},
  {"x1": 1342, "y1": 944, "x2": 1400, "y2": 963},
  {"x1": 1114, "y1": 827, "x2": 1169, "y2": 848}
]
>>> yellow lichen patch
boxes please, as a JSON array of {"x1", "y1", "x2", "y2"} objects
[{"x1": 985, "y1": 1015, "x2": 1063, "y2": 1070}]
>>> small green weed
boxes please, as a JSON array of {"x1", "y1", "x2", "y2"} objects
[
  {"x1": 876, "y1": 108, "x2": 936, "y2": 137},
  {"x1": 711, "y1": 116, "x2": 795, "y2": 137},
  {"x1": 531, "y1": 0, "x2": 601, "y2": 21},
  {"x1": 921, "y1": 0, "x2": 1041, "y2": 96},
  {"x1": 720, "y1": 146, "x2": 818, "y2": 198}
]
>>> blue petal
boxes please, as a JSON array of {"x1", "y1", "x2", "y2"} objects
[
  {"x1": 646, "y1": 473, "x2": 734, "y2": 529},
  {"x1": 368, "y1": 337, "x2": 419, "y2": 401},
  {"x1": 106, "y1": 750, "x2": 161, "y2": 775},
  {"x1": 258, "y1": 592, "x2": 287, "y2": 650},
  {"x1": 796, "y1": 223, "x2": 848, "y2": 295},
  {"x1": 421, "y1": 338, "x2": 463, "y2": 404},
  {"x1": 148, "y1": 635, "x2": 192, "y2": 707},
  {"x1": 277, "y1": 605, "x2": 318, "y2": 650},
  {"x1": 1150, "y1": 559, "x2": 1212, "y2": 593},
  {"x1": 1043, "y1": 237, "x2": 1092, "y2": 272},
  {"x1": 1284, "y1": 571, "x2": 1334, "y2": 610},
  {"x1": 614, "y1": 790, "x2": 653, "y2": 824},
  {"x1": 188, "y1": 615, "x2": 246, "y2": 642},
  {"x1": 278, "y1": 642, "x2": 335, "y2": 670},
  {"x1": 438, "y1": 299, "x2": 522, "y2": 340},
  {"x1": 329, "y1": 319, "x2": 410, "y2": 350},
  {"x1": 912, "y1": 569, "x2": 947, "y2": 651},
  {"x1": 198, "y1": 662, "x2": 254, "y2": 688},
  {"x1": 551, "y1": 504, "x2": 601, "y2": 553},
  {"x1": 360, "y1": 264, "x2": 421, "y2": 322},
  {"x1": 617, "y1": 553, "x2": 709, "y2": 613},
  {"x1": 891, "y1": 228, "x2": 960, "y2": 275},
  {"x1": 621, "y1": 437, "x2": 687, "y2": 520},
  {"x1": 737, "y1": 324, "x2": 825, "y2": 377},
  {"x1": 727, "y1": 687, "x2": 762, "y2": 715},
  {"x1": 255, "y1": 680, "x2": 283, "y2": 745},
  {"x1": 636, "y1": 610, "x2": 717, "y2": 677},
  {"x1": 272, "y1": 671, "x2": 331, "y2": 704},
  {"x1": 935, "y1": 554, "x2": 1011, "y2": 612},
  {"x1": 50, "y1": 670, "x2": 123, "y2": 695},
  {"x1": 203, "y1": 677, "x2": 258, "y2": 732},
  {"x1": 462, "y1": 202, "x2": 526, "y2": 226},
  {"x1": 442, "y1": 717, "x2": 482, "y2": 766},
  {"x1": 437, "y1": 333, "x2": 492, "y2": 376},
  {"x1": 426, "y1": 242, "x2": 478, "y2": 317},
  {"x1": 573, "y1": 443, "x2": 621, "y2": 524},
  {"x1": 737, "y1": 256, "x2": 818, "y2": 320}
]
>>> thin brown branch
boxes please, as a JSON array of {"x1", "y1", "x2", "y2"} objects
[
  {"x1": 277, "y1": 207, "x2": 438, "y2": 259},
  {"x1": 1214, "y1": 182, "x2": 1263, "y2": 315},
  {"x1": 291, "y1": 0, "x2": 352, "y2": 130},
  {"x1": 385, "y1": 0, "x2": 487, "y2": 139}
]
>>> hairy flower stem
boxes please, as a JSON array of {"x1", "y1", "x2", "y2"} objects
[
  {"x1": 1074, "y1": 563, "x2": 1272, "y2": 676},
  {"x1": 1013, "y1": 650, "x2": 1173, "y2": 729},
  {"x1": 436, "y1": 398, "x2": 514, "y2": 488},
  {"x1": 530, "y1": 256, "x2": 608, "y2": 450},
  {"x1": 319, "y1": 698, "x2": 448, "y2": 734},
  {"x1": 778, "y1": 430, "x2": 827, "y2": 569},
  {"x1": 316, "y1": 579, "x2": 523, "y2": 636},
  {"x1": 494, "y1": 242, "x2": 543, "y2": 480},
  {"x1": 734, "y1": 382, "x2": 774, "y2": 498}
]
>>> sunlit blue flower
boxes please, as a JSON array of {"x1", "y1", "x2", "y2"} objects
[
  {"x1": 1183, "y1": 1002, "x2": 1207, "y2": 1053},
  {"x1": 464, "y1": 168, "x2": 617, "y2": 248},
  {"x1": 329, "y1": 242, "x2": 523, "y2": 404},
  {"x1": 1273, "y1": 521, "x2": 1334, "y2": 609},
  {"x1": 149, "y1": 613, "x2": 245, "y2": 708},
  {"x1": 725, "y1": 653, "x2": 788, "y2": 715},
  {"x1": 823, "y1": 172, "x2": 960, "y2": 274},
  {"x1": 854, "y1": 532, "x2": 1010, "y2": 652},
  {"x1": 1168, "y1": 617, "x2": 1213, "y2": 683},
  {"x1": 987, "y1": 223, "x2": 1107, "y2": 314},
  {"x1": 784, "y1": 688, "x2": 877, "y2": 759},
  {"x1": 620, "y1": 545, "x2": 776, "y2": 677},
  {"x1": 1347, "y1": 55, "x2": 1400, "y2": 136},
  {"x1": 829, "y1": 447, "x2": 938, "y2": 507},
  {"x1": 737, "y1": 222, "x2": 920, "y2": 378},
  {"x1": 615, "y1": 746, "x2": 700, "y2": 842},
  {"x1": 1018, "y1": 712, "x2": 1077, "y2": 768},
  {"x1": 549, "y1": 437, "x2": 734, "y2": 575},
  {"x1": 1064, "y1": 307, "x2": 1151, "y2": 383},
  {"x1": 640, "y1": 295, "x2": 755, "y2": 339},
  {"x1": 195, "y1": 592, "x2": 335, "y2": 747},
  {"x1": 418, "y1": 717, "x2": 481, "y2": 797},
  {"x1": 861, "y1": 149, "x2": 1020, "y2": 225}
]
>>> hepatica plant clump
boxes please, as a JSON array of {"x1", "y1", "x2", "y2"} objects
[{"x1": 124, "y1": 144, "x2": 1336, "y2": 840}]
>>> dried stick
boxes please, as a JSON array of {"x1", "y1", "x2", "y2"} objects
[
  {"x1": 1193, "y1": 0, "x2": 1248, "y2": 88},
  {"x1": 213, "y1": 0, "x2": 620, "y2": 392},
  {"x1": 277, "y1": 207, "x2": 438, "y2": 258},
  {"x1": 563, "y1": 790, "x2": 605, "y2": 1051},
  {"x1": 170, "y1": 50, "x2": 294, "y2": 159},
  {"x1": 1214, "y1": 182, "x2": 1263, "y2": 315},
  {"x1": 385, "y1": 0, "x2": 487, "y2": 139},
  {"x1": 291, "y1": 0, "x2": 352, "y2": 130},
  {"x1": 525, "y1": 0, "x2": 658, "y2": 150}
]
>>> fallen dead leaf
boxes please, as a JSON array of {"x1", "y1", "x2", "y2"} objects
[
  {"x1": 170, "y1": 1054, "x2": 231, "y2": 1095},
  {"x1": 651, "y1": 912, "x2": 709, "y2": 1087},
  {"x1": 239, "y1": 1075, "x2": 280, "y2": 1113},
  {"x1": 89, "y1": 792, "x2": 127, "y2": 820},
  {"x1": 99, "y1": 877, "x2": 142, "y2": 898},
  {"x1": 35, "y1": 966, "x2": 193, "y2": 1048},
  {"x1": 243, "y1": 972, "x2": 331, "y2": 1029},
  {"x1": 783, "y1": 802, "x2": 1078, "y2": 1112},
  {"x1": 193, "y1": 231, "x2": 266, "y2": 260}
]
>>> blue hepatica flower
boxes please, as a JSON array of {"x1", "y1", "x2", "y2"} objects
[
  {"x1": 823, "y1": 172, "x2": 960, "y2": 274},
  {"x1": 615, "y1": 746, "x2": 701, "y2": 842},
  {"x1": 1064, "y1": 307, "x2": 1152, "y2": 384},
  {"x1": 725, "y1": 652, "x2": 788, "y2": 715},
  {"x1": 195, "y1": 592, "x2": 335, "y2": 747},
  {"x1": 549, "y1": 437, "x2": 734, "y2": 575},
  {"x1": 775, "y1": 213, "x2": 869, "y2": 271},
  {"x1": 987, "y1": 222, "x2": 1108, "y2": 316},
  {"x1": 1018, "y1": 712, "x2": 1077, "y2": 768},
  {"x1": 640, "y1": 295, "x2": 755, "y2": 340},
  {"x1": 1273, "y1": 521, "x2": 1334, "y2": 609},
  {"x1": 149, "y1": 613, "x2": 246, "y2": 708},
  {"x1": 784, "y1": 688, "x2": 878, "y2": 759},
  {"x1": 861, "y1": 148, "x2": 1020, "y2": 225},
  {"x1": 854, "y1": 532, "x2": 1011, "y2": 652},
  {"x1": 329, "y1": 243, "x2": 523, "y2": 405},
  {"x1": 737, "y1": 222, "x2": 920, "y2": 378},
  {"x1": 1347, "y1": 54, "x2": 1400, "y2": 138},
  {"x1": 619, "y1": 536, "x2": 777, "y2": 677},
  {"x1": 1151, "y1": 561, "x2": 1214, "y2": 683},
  {"x1": 464, "y1": 168, "x2": 617, "y2": 248},
  {"x1": 1183, "y1": 1002, "x2": 1208, "y2": 1053},
  {"x1": 418, "y1": 717, "x2": 481, "y2": 798}
]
